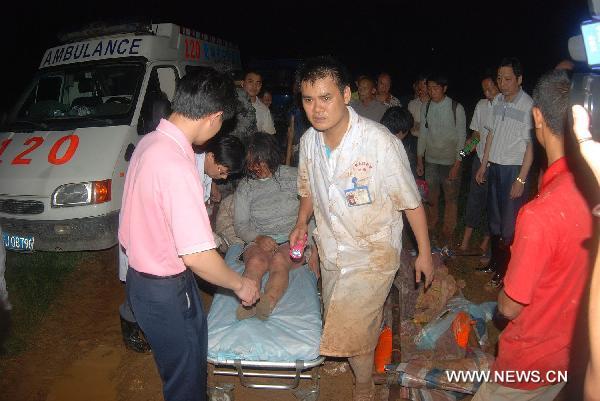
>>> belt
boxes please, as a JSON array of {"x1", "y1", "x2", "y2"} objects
[{"x1": 130, "y1": 267, "x2": 186, "y2": 280}]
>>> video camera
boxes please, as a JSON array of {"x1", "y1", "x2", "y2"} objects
[{"x1": 569, "y1": 0, "x2": 600, "y2": 140}]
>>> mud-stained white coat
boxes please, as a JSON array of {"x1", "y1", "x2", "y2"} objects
[{"x1": 298, "y1": 107, "x2": 420, "y2": 356}]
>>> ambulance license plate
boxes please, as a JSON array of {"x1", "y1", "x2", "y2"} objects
[{"x1": 2, "y1": 233, "x2": 35, "y2": 252}]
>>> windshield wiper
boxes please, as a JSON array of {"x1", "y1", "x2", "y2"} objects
[
  {"x1": 51, "y1": 115, "x2": 116, "y2": 125},
  {"x1": 6, "y1": 120, "x2": 49, "y2": 131},
  {"x1": 81, "y1": 116, "x2": 115, "y2": 125}
]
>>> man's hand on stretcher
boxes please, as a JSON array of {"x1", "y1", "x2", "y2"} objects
[
  {"x1": 182, "y1": 249, "x2": 260, "y2": 306},
  {"x1": 235, "y1": 277, "x2": 261, "y2": 306}
]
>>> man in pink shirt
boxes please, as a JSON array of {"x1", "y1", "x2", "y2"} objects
[{"x1": 119, "y1": 69, "x2": 260, "y2": 401}]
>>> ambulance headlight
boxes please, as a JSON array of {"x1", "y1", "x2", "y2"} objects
[{"x1": 51, "y1": 180, "x2": 111, "y2": 207}]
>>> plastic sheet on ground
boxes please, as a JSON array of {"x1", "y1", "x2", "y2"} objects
[
  {"x1": 414, "y1": 297, "x2": 497, "y2": 351},
  {"x1": 388, "y1": 347, "x2": 495, "y2": 397}
]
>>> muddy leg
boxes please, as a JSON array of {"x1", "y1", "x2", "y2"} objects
[
  {"x1": 242, "y1": 245, "x2": 271, "y2": 284},
  {"x1": 349, "y1": 351, "x2": 376, "y2": 401},
  {"x1": 258, "y1": 245, "x2": 294, "y2": 319},
  {"x1": 237, "y1": 245, "x2": 271, "y2": 320}
]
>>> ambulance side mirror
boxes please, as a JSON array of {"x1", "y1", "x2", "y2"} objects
[
  {"x1": 0, "y1": 111, "x2": 6, "y2": 127},
  {"x1": 124, "y1": 143, "x2": 135, "y2": 162}
]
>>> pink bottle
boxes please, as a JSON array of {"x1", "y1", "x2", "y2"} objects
[{"x1": 290, "y1": 233, "x2": 308, "y2": 260}]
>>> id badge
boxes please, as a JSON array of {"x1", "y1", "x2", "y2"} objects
[{"x1": 344, "y1": 177, "x2": 372, "y2": 207}]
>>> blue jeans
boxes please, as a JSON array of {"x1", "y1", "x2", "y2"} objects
[
  {"x1": 464, "y1": 157, "x2": 488, "y2": 234},
  {"x1": 126, "y1": 268, "x2": 207, "y2": 401},
  {"x1": 487, "y1": 163, "x2": 528, "y2": 243}
]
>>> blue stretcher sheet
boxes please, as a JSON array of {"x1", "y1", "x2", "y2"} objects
[{"x1": 207, "y1": 244, "x2": 322, "y2": 362}]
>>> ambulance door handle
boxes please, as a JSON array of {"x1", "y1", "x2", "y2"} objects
[{"x1": 124, "y1": 144, "x2": 135, "y2": 161}]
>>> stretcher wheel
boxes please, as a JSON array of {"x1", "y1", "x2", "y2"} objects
[
  {"x1": 208, "y1": 383, "x2": 235, "y2": 401},
  {"x1": 293, "y1": 367, "x2": 320, "y2": 401},
  {"x1": 293, "y1": 387, "x2": 319, "y2": 401}
]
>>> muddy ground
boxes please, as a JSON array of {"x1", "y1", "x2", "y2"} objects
[
  {"x1": 0, "y1": 245, "x2": 516, "y2": 401},
  {"x1": 0, "y1": 247, "x2": 356, "y2": 401}
]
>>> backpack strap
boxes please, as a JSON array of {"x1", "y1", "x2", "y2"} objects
[
  {"x1": 426, "y1": 99, "x2": 460, "y2": 126},
  {"x1": 424, "y1": 100, "x2": 431, "y2": 128},
  {"x1": 451, "y1": 99, "x2": 458, "y2": 126}
]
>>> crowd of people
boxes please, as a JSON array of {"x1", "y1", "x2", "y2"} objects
[{"x1": 2, "y1": 53, "x2": 600, "y2": 401}]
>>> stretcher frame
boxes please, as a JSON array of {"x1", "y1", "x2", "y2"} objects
[
  {"x1": 207, "y1": 243, "x2": 324, "y2": 400},
  {"x1": 207, "y1": 356, "x2": 325, "y2": 400}
]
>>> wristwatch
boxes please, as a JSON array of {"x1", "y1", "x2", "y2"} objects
[{"x1": 515, "y1": 177, "x2": 526, "y2": 185}]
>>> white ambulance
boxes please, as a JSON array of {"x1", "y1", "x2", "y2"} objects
[{"x1": 0, "y1": 22, "x2": 241, "y2": 251}]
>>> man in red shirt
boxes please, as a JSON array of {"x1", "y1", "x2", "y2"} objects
[{"x1": 473, "y1": 70, "x2": 593, "y2": 400}]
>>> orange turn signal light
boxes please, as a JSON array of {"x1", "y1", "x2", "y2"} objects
[{"x1": 93, "y1": 179, "x2": 112, "y2": 204}]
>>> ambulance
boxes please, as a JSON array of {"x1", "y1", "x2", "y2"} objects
[{"x1": 0, "y1": 22, "x2": 241, "y2": 251}]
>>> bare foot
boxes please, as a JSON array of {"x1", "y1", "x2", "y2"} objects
[{"x1": 236, "y1": 305, "x2": 257, "y2": 320}]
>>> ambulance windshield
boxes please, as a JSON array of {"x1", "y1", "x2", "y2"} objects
[{"x1": 7, "y1": 60, "x2": 145, "y2": 130}]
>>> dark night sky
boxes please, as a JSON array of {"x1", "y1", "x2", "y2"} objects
[{"x1": 0, "y1": 0, "x2": 591, "y2": 113}]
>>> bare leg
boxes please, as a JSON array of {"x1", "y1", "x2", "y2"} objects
[
  {"x1": 242, "y1": 245, "x2": 271, "y2": 284},
  {"x1": 349, "y1": 351, "x2": 376, "y2": 401},
  {"x1": 264, "y1": 246, "x2": 294, "y2": 306},
  {"x1": 480, "y1": 235, "x2": 490, "y2": 253},
  {"x1": 257, "y1": 243, "x2": 299, "y2": 319},
  {"x1": 460, "y1": 227, "x2": 473, "y2": 251},
  {"x1": 237, "y1": 245, "x2": 271, "y2": 320},
  {"x1": 349, "y1": 351, "x2": 374, "y2": 383}
]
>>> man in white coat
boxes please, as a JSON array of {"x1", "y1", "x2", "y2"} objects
[{"x1": 290, "y1": 56, "x2": 434, "y2": 401}]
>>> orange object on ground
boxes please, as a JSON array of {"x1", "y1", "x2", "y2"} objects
[
  {"x1": 452, "y1": 312, "x2": 472, "y2": 349},
  {"x1": 374, "y1": 326, "x2": 392, "y2": 373}
]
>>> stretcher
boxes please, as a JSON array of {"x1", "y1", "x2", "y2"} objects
[{"x1": 207, "y1": 243, "x2": 324, "y2": 401}]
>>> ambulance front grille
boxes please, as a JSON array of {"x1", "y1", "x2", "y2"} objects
[{"x1": 0, "y1": 199, "x2": 44, "y2": 215}]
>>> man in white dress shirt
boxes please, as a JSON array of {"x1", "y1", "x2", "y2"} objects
[{"x1": 242, "y1": 70, "x2": 276, "y2": 135}]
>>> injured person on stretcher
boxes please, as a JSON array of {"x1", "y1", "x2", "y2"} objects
[{"x1": 234, "y1": 132, "x2": 317, "y2": 320}]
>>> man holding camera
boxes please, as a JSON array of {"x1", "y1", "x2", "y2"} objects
[{"x1": 473, "y1": 69, "x2": 592, "y2": 400}]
